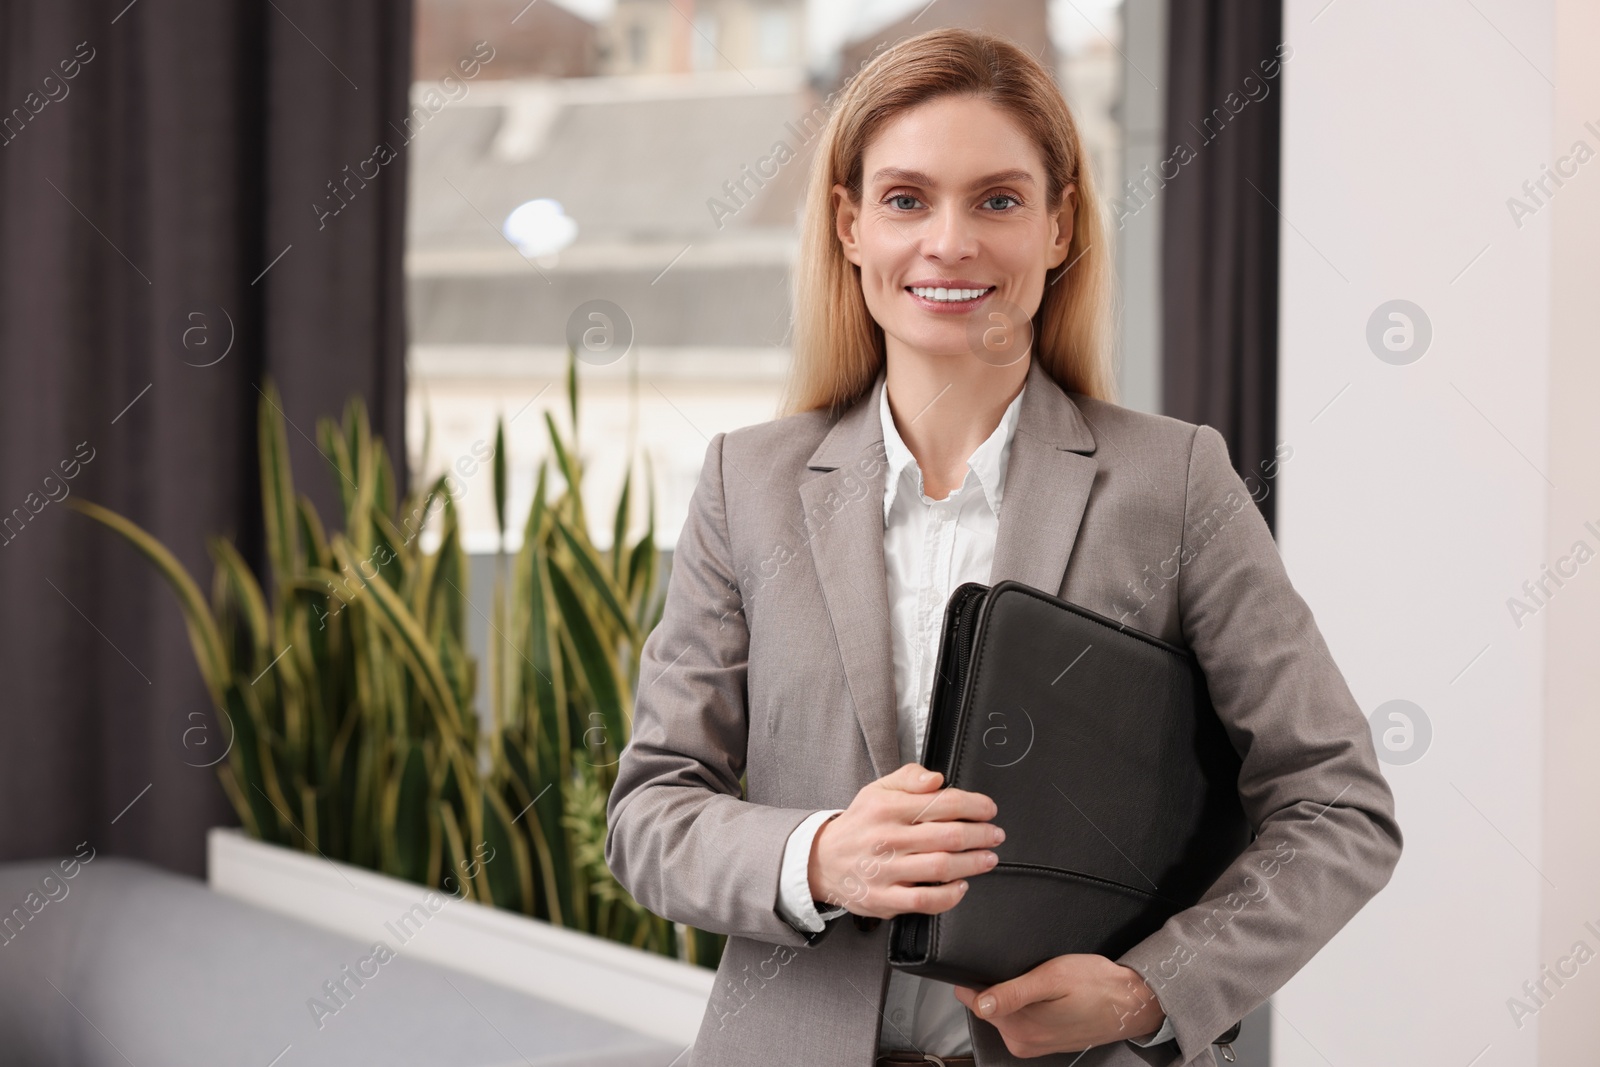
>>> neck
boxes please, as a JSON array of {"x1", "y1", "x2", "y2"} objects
[{"x1": 882, "y1": 348, "x2": 1028, "y2": 501}]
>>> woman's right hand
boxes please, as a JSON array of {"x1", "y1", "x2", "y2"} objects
[{"x1": 808, "y1": 762, "x2": 1003, "y2": 919}]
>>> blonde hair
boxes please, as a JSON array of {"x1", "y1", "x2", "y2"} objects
[{"x1": 779, "y1": 28, "x2": 1118, "y2": 418}]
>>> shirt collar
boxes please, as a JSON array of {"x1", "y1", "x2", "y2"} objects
[{"x1": 880, "y1": 379, "x2": 1027, "y2": 522}]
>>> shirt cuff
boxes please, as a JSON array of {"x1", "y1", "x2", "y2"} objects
[
  {"x1": 1128, "y1": 1015, "x2": 1175, "y2": 1046},
  {"x1": 775, "y1": 808, "x2": 848, "y2": 932}
]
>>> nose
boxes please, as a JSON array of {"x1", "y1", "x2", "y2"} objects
[{"x1": 920, "y1": 202, "x2": 977, "y2": 263}]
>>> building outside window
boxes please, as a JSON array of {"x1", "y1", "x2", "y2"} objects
[{"x1": 406, "y1": 0, "x2": 1129, "y2": 567}]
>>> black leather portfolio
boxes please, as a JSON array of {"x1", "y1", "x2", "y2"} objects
[{"x1": 886, "y1": 579, "x2": 1254, "y2": 992}]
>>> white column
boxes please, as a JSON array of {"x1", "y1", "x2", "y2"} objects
[
  {"x1": 1275, "y1": 1, "x2": 1599, "y2": 1064},
  {"x1": 1537, "y1": 1, "x2": 1600, "y2": 1063}
]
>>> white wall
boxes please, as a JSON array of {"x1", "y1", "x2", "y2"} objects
[
  {"x1": 1535, "y1": 3, "x2": 1600, "y2": 1064},
  {"x1": 1276, "y1": 0, "x2": 1600, "y2": 1064}
]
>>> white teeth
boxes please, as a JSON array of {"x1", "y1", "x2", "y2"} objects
[{"x1": 909, "y1": 286, "x2": 989, "y2": 302}]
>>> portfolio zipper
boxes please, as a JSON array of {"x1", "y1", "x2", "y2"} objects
[
  {"x1": 925, "y1": 584, "x2": 988, "y2": 774},
  {"x1": 893, "y1": 911, "x2": 925, "y2": 959}
]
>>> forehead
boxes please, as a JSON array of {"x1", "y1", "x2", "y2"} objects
[{"x1": 860, "y1": 95, "x2": 1046, "y2": 186}]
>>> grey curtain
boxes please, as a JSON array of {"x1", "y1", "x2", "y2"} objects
[
  {"x1": 1162, "y1": 0, "x2": 1284, "y2": 534},
  {"x1": 0, "y1": 0, "x2": 411, "y2": 878}
]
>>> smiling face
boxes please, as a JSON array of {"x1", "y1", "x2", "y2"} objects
[{"x1": 833, "y1": 93, "x2": 1077, "y2": 365}]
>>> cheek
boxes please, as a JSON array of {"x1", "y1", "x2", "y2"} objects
[
  {"x1": 856, "y1": 228, "x2": 906, "y2": 294},
  {"x1": 1002, "y1": 227, "x2": 1049, "y2": 275},
  {"x1": 999, "y1": 232, "x2": 1052, "y2": 296}
]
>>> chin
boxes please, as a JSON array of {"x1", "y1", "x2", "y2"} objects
[{"x1": 889, "y1": 327, "x2": 978, "y2": 360}]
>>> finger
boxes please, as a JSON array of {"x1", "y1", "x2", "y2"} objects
[
  {"x1": 889, "y1": 846, "x2": 999, "y2": 886},
  {"x1": 974, "y1": 968, "x2": 1056, "y2": 1020},
  {"x1": 877, "y1": 766, "x2": 1000, "y2": 825},
  {"x1": 894, "y1": 785, "x2": 999, "y2": 826},
  {"x1": 881, "y1": 762, "x2": 944, "y2": 792},
  {"x1": 894, "y1": 815, "x2": 1004, "y2": 857},
  {"x1": 869, "y1": 878, "x2": 970, "y2": 918}
]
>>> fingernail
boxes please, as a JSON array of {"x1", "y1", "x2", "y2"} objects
[
  {"x1": 919, "y1": 771, "x2": 934, "y2": 782},
  {"x1": 958, "y1": 880, "x2": 969, "y2": 893},
  {"x1": 978, "y1": 995, "x2": 995, "y2": 1015}
]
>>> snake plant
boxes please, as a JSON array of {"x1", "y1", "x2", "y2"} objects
[{"x1": 73, "y1": 350, "x2": 724, "y2": 968}]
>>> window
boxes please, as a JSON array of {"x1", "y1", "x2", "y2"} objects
[
  {"x1": 627, "y1": 22, "x2": 647, "y2": 69},
  {"x1": 692, "y1": 12, "x2": 721, "y2": 71},
  {"x1": 758, "y1": 10, "x2": 792, "y2": 66},
  {"x1": 405, "y1": 0, "x2": 1132, "y2": 560}
]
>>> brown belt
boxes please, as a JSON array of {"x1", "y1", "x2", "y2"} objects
[{"x1": 874, "y1": 1053, "x2": 976, "y2": 1067}]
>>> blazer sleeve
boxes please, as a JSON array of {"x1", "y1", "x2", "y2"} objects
[
  {"x1": 1114, "y1": 424, "x2": 1404, "y2": 1064},
  {"x1": 604, "y1": 431, "x2": 833, "y2": 948}
]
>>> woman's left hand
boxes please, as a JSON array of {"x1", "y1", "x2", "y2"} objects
[{"x1": 951, "y1": 954, "x2": 1166, "y2": 1056}]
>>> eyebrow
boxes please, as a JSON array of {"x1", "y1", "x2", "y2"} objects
[{"x1": 870, "y1": 167, "x2": 1038, "y2": 189}]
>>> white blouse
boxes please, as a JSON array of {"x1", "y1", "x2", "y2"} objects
[{"x1": 773, "y1": 375, "x2": 1175, "y2": 1053}]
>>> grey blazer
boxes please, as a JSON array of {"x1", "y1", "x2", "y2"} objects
[{"x1": 605, "y1": 357, "x2": 1402, "y2": 1066}]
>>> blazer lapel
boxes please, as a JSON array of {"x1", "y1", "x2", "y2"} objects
[
  {"x1": 987, "y1": 358, "x2": 1099, "y2": 595},
  {"x1": 799, "y1": 358, "x2": 1099, "y2": 781},
  {"x1": 800, "y1": 370, "x2": 900, "y2": 779}
]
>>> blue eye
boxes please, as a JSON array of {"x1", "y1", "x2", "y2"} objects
[
  {"x1": 985, "y1": 195, "x2": 1019, "y2": 210},
  {"x1": 888, "y1": 194, "x2": 920, "y2": 210}
]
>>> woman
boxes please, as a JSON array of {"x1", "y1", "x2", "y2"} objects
[{"x1": 606, "y1": 28, "x2": 1402, "y2": 1067}]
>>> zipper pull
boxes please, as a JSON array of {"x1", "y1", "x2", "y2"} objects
[{"x1": 1216, "y1": 1042, "x2": 1236, "y2": 1063}]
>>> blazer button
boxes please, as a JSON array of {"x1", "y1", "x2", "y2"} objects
[{"x1": 854, "y1": 914, "x2": 881, "y2": 932}]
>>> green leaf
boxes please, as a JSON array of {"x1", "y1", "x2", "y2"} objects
[
  {"x1": 381, "y1": 741, "x2": 431, "y2": 883},
  {"x1": 320, "y1": 417, "x2": 359, "y2": 529},
  {"x1": 437, "y1": 627, "x2": 477, "y2": 736},
  {"x1": 417, "y1": 494, "x2": 467, "y2": 645},
  {"x1": 324, "y1": 540, "x2": 466, "y2": 747},
  {"x1": 208, "y1": 538, "x2": 271, "y2": 668},
  {"x1": 256, "y1": 378, "x2": 301, "y2": 588},
  {"x1": 493, "y1": 418, "x2": 508, "y2": 548},
  {"x1": 611, "y1": 460, "x2": 632, "y2": 585},
  {"x1": 222, "y1": 684, "x2": 278, "y2": 842},
  {"x1": 566, "y1": 345, "x2": 579, "y2": 446},
  {"x1": 438, "y1": 801, "x2": 472, "y2": 900},
  {"x1": 374, "y1": 434, "x2": 397, "y2": 519},
  {"x1": 398, "y1": 473, "x2": 449, "y2": 552},
  {"x1": 69, "y1": 499, "x2": 229, "y2": 702},
  {"x1": 550, "y1": 510, "x2": 638, "y2": 645},
  {"x1": 479, "y1": 786, "x2": 533, "y2": 913},
  {"x1": 297, "y1": 495, "x2": 331, "y2": 570},
  {"x1": 545, "y1": 562, "x2": 626, "y2": 762},
  {"x1": 543, "y1": 409, "x2": 587, "y2": 537}
]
